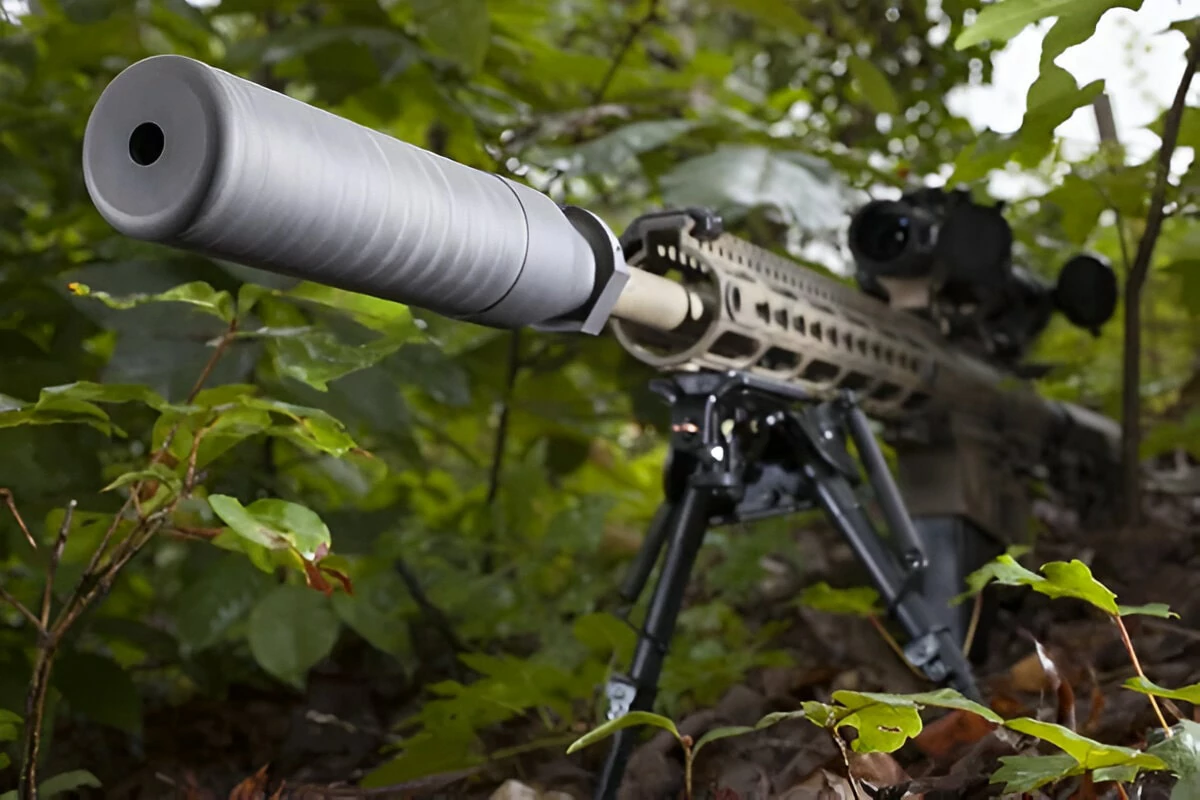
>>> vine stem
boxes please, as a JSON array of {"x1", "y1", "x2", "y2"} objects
[{"x1": 1113, "y1": 614, "x2": 1171, "y2": 736}]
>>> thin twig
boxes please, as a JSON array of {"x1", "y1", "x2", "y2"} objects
[
  {"x1": 867, "y1": 615, "x2": 927, "y2": 681},
  {"x1": 39, "y1": 500, "x2": 74, "y2": 630},
  {"x1": 1120, "y1": 30, "x2": 1200, "y2": 525},
  {"x1": 593, "y1": 0, "x2": 661, "y2": 103},
  {"x1": 0, "y1": 586, "x2": 41, "y2": 630},
  {"x1": 1113, "y1": 614, "x2": 1171, "y2": 736},
  {"x1": 481, "y1": 330, "x2": 522, "y2": 574},
  {"x1": 1, "y1": 489, "x2": 36, "y2": 549},
  {"x1": 962, "y1": 592, "x2": 984, "y2": 658},
  {"x1": 394, "y1": 557, "x2": 467, "y2": 656}
]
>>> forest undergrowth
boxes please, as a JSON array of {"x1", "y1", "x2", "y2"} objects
[{"x1": 24, "y1": 492, "x2": 1200, "y2": 800}]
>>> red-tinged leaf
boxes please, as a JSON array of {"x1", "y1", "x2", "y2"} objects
[
  {"x1": 320, "y1": 566, "x2": 354, "y2": 595},
  {"x1": 302, "y1": 560, "x2": 335, "y2": 597}
]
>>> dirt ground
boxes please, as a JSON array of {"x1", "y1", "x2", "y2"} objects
[{"x1": 39, "y1": 491, "x2": 1200, "y2": 800}]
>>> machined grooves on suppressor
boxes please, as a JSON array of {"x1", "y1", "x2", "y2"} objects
[{"x1": 80, "y1": 54, "x2": 597, "y2": 328}]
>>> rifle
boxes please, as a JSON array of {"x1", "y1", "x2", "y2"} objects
[{"x1": 81, "y1": 56, "x2": 1122, "y2": 799}]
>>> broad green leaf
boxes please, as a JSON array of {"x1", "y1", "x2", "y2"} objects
[
  {"x1": 1037, "y1": 560, "x2": 1119, "y2": 614},
  {"x1": 248, "y1": 584, "x2": 341, "y2": 689},
  {"x1": 566, "y1": 711, "x2": 681, "y2": 754},
  {"x1": 172, "y1": 554, "x2": 274, "y2": 653},
  {"x1": 242, "y1": 397, "x2": 360, "y2": 457},
  {"x1": 1147, "y1": 721, "x2": 1200, "y2": 800},
  {"x1": 207, "y1": 495, "x2": 331, "y2": 560},
  {"x1": 659, "y1": 146, "x2": 853, "y2": 234},
  {"x1": 101, "y1": 462, "x2": 182, "y2": 495},
  {"x1": 1005, "y1": 717, "x2": 1167, "y2": 771},
  {"x1": 866, "y1": 688, "x2": 1004, "y2": 724},
  {"x1": 831, "y1": 691, "x2": 924, "y2": 752},
  {"x1": 1124, "y1": 677, "x2": 1200, "y2": 704},
  {"x1": 693, "y1": 725, "x2": 758, "y2": 755},
  {"x1": 1118, "y1": 603, "x2": 1178, "y2": 619},
  {"x1": 798, "y1": 582, "x2": 881, "y2": 617},
  {"x1": 1165, "y1": 260, "x2": 1200, "y2": 317},
  {"x1": 52, "y1": 652, "x2": 142, "y2": 735},
  {"x1": 952, "y1": 553, "x2": 1045, "y2": 605},
  {"x1": 331, "y1": 570, "x2": 415, "y2": 658},
  {"x1": 954, "y1": 0, "x2": 1129, "y2": 50},
  {"x1": 28, "y1": 770, "x2": 101, "y2": 798},
  {"x1": 68, "y1": 280, "x2": 234, "y2": 322},
  {"x1": 710, "y1": 0, "x2": 817, "y2": 35},
  {"x1": 847, "y1": 56, "x2": 899, "y2": 115},
  {"x1": 412, "y1": 0, "x2": 489, "y2": 73},
  {"x1": 283, "y1": 283, "x2": 416, "y2": 334},
  {"x1": 572, "y1": 612, "x2": 636, "y2": 662},
  {"x1": 990, "y1": 754, "x2": 1082, "y2": 793},
  {"x1": 267, "y1": 328, "x2": 412, "y2": 391},
  {"x1": 1044, "y1": 173, "x2": 1107, "y2": 245}
]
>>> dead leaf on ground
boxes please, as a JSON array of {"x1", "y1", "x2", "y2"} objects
[
  {"x1": 1029, "y1": 637, "x2": 1076, "y2": 730},
  {"x1": 777, "y1": 768, "x2": 861, "y2": 800},
  {"x1": 912, "y1": 708, "x2": 997, "y2": 761},
  {"x1": 229, "y1": 764, "x2": 269, "y2": 800},
  {"x1": 849, "y1": 750, "x2": 911, "y2": 790}
]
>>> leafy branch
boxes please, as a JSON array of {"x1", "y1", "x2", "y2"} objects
[{"x1": 4, "y1": 312, "x2": 240, "y2": 799}]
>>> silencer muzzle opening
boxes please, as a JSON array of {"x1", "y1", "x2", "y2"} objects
[{"x1": 128, "y1": 122, "x2": 165, "y2": 166}]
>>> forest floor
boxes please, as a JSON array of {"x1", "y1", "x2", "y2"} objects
[{"x1": 41, "y1": 493, "x2": 1200, "y2": 800}]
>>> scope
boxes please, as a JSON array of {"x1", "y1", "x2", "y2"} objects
[{"x1": 847, "y1": 187, "x2": 1118, "y2": 362}]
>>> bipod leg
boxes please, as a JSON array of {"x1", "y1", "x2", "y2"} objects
[
  {"x1": 594, "y1": 483, "x2": 712, "y2": 800},
  {"x1": 808, "y1": 459, "x2": 981, "y2": 698}
]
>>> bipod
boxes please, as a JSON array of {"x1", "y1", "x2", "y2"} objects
[{"x1": 592, "y1": 370, "x2": 980, "y2": 800}]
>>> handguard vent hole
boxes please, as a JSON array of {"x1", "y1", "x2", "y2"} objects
[{"x1": 129, "y1": 122, "x2": 165, "y2": 166}]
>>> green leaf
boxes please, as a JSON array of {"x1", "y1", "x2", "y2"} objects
[
  {"x1": 412, "y1": 0, "x2": 489, "y2": 73},
  {"x1": 990, "y1": 754, "x2": 1082, "y2": 793},
  {"x1": 659, "y1": 146, "x2": 853, "y2": 234},
  {"x1": 693, "y1": 725, "x2": 759, "y2": 755},
  {"x1": 566, "y1": 711, "x2": 681, "y2": 754},
  {"x1": 331, "y1": 570, "x2": 415, "y2": 658},
  {"x1": 1044, "y1": 173, "x2": 1107, "y2": 245},
  {"x1": 69, "y1": 280, "x2": 234, "y2": 322},
  {"x1": 1037, "y1": 560, "x2": 1119, "y2": 614},
  {"x1": 207, "y1": 495, "x2": 331, "y2": 560},
  {"x1": 1147, "y1": 721, "x2": 1200, "y2": 799},
  {"x1": 1165, "y1": 260, "x2": 1200, "y2": 317},
  {"x1": 847, "y1": 56, "x2": 899, "y2": 115},
  {"x1": 101, "y1": 462, "x2": 182, "y2": 495},
  {"x1": 1118, "y1": 603, "x2": 1178, "y2": 619},
  {"x1": 798, "y1": 582, "x2": 881, "y2": 617},
  {"x1": 830, "y1": 691, "x2": 924, "y2": 752},
  {"x1": 572, "y1": 611, "x2": 636, "y2": 662},
  {"x1": 954, "y1": 0, "x2": 1128, "y2": 50},
  {"x1": 1124, "y1": 677, "x2": 1200, "y2": 704},
  {"x1": 52, "y1": 652, "x2": 142, "y2": 735},
  {"x1": 872, "y1": 688, "x2": 1005, "y2": 724},
  {"x1": 242, "y1": 397, "x2": 361, "y2": 457},
  {"x1": 710, "y1": 0, "x2": 818, "y2": 36},
  {"x1": 267, "y1": 328, "x2": 412, "y2": 391},
  {"x1": 952, "y1": 553, "x2": 1045, "y2": 604},
  {"x1": 172, "y1": 554, "x2": 274, "y2": 653},
  {"x1": 955, "y1": 555, "x2": 1123, "y2": 615},
  {"x1": 1005, "y1": 717, "x2": 1167, "y2": 772},
  {"x1": 30, "y1": 770, "x2": 101, "y2": 798},
  {"x1": 247, "y1": 584, "x2": 341, "y2": 689}
]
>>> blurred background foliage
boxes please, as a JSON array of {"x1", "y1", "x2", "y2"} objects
[{"x1": 0, "y1": 0, "x2": 1197, "y2": 791}]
